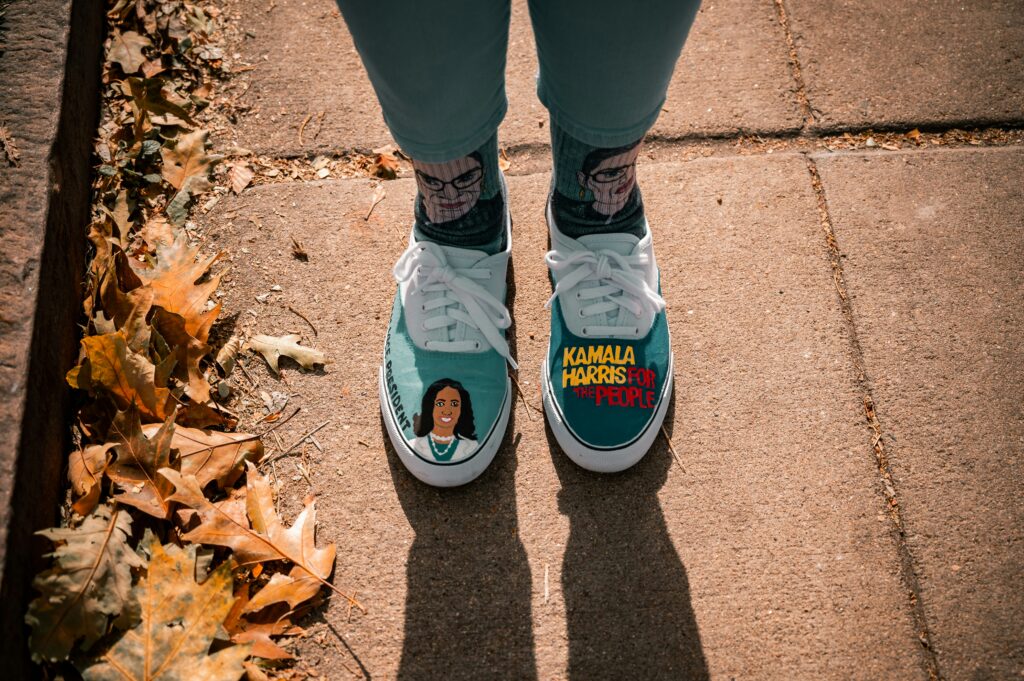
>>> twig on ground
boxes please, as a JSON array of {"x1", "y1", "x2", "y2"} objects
[
  {"x1": 509, "y1": 372, "x2": 540, "y2": 421},
  {"x1": 238, "y1": 359, "x2": 260, "y2": 388},
  {"x1": 297, "y1": 113, "x2": 313, "y2": 145},
  {"x1": 364, "y1": 184, "x2": 386, "y2": 221},
  {"x1": 661, "y1": 425, "x2": 683, "y2": 470},
  {"x1": 287, "y1": 304, "x2": 318, "y2": 336},
  {"x1": 261, "y1": 420, "x2": 331, "y2": 467}
]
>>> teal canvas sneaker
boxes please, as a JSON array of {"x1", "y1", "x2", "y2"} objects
[
  {"x1": 541, "y1": 200, "x2": 673, "y2": 472},
  {"x1": 378, "y1": 207, "x2": 515, "y2": 487}
]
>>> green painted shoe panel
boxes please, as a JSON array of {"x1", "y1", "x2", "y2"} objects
[
  {"x1": 382, "y1": 289, "x2": 509, "y2": 466},
  {"x1": 546, "y1": 300, "x2": 671, "y2": 450}
]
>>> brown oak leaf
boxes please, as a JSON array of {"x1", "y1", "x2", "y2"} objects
[
  {"x1": 224, "y1": 584, "x2": 303, "y2": 660},
  {"x1": 78, "y1": 537, "x2": 250, "y2": 681},
  {"x1": 67, "y1": 331, "x2": 175, "y2": 423},
  {"x1": 131, "y1": 230, "x2": 223, "y2": 343},
  {"x1": 161, "y1": 129, "x2": 215, "y2": 191},
  {"x1": 26, "y1": 505, "x2": 144, "y2": 663},
  {"x1": 142, "y1": 422, "x2": 263, "y2": 490},
  {"x1": 161, "y1": 464, "x2": 338, "y2": 608},
  {"x1": 108, "y1": 30, "x2": 151, "y2": 74},
  {"x1": 107, "y1": 406, "x2": 178, "y2": 519}
]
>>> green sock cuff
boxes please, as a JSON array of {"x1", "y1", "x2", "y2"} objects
[
  {"x1": 550, "y1": 121, "x2": 646, "y2": 239},
  {"x1": 412, "y1": 133, "x2": 506, "y2": 254}
]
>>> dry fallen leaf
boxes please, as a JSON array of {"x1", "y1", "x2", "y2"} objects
[
  {"x1": 107, "y1": 406, "x2": 179, "y2": 519},
  {"x1": 78, "y1": 537, "x2": 250, "y2": 681},
  {"x1": 162, "y1": 464, "x2": 336, "y2": 608},
  {"x1": 161, "y1": 129, "x2": 215, "y2": 191},
  {"x1": 225, "y1": 584, "x2": 303, "y2": 660},
  {"x1": 108, "y1": 30, "x2": 151, "y2": 74},
  {"x1": 143, "y1": 422, "x2": 263, "y2": 490},
  {"x1": 370, "y1": 152, "x2": 399, "y2": 179},
  {"x1": 245, "y1": 334, "x2": 326, "y2": 374},
  {"x1": 216, "y1": 335, "x2": 243, "y2": 376},
  {"x1": 68, "y1": 443, "x2": 116, "y2": 516},
  {"x1": 228, "y1": 163, "x2": 255, "y2": 194},
  {"x1": 131, "y1": 230, "x2": 224, "y2": 343},
  {"x1": 67, "y1": 331, "x2": 175, "y2": 423},
  {"x1": 26, "y1": 505, "x2": 144, "y2": 663}
]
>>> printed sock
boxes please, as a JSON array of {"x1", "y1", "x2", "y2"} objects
[
  {"x1": 412, "y1": 133, "x2": 506, "y2": 255},
  {"x1": 550, "y1": 121, "x2": 646, "y2": 240}
]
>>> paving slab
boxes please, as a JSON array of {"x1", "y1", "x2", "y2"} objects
[
  {"x1": 203, "y1": 153, "x2": 925, "y2": 678},
  {"x1": 816, "y1": 147, "x2": 1024, "y2": 680},
  {"x1": 227, "y1": 0, "x2": 801, "y2": 157},
  {"x1": 785, "y1": 0, "x2": 1024, "y2": 131}
]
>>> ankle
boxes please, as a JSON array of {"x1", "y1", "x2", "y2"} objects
[{"x1": 549, "y1": 122, "x2": 646, "y2": 240}]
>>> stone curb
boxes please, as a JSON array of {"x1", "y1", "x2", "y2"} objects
[{"x1": 0, "y1": 0, "x2": 104, "y2": 674}]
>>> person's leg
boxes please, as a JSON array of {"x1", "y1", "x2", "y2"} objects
[
  {"x1": 529, "y1": 0, "x2": 701, "y2": 238},
  {"x1": 530, "y1": 0, "x2": 702, "y2": 471},
  {"x1": 336, "y1": 1, "x2": 515, "y2": 486},
  {"x1": 336, "y1": 0, "x2": 511, "y2": 254}
]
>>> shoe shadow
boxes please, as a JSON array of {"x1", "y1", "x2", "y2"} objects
[
  {"x1": 382, "y1": 256, "x2": 538, "y2": 680},
  {"x1": 545, "y1": 392, "x2": 709, "y2": 680}
]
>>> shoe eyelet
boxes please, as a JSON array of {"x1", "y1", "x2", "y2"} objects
[
  {"x1": 577, "y1": 308, "x2": 586, "y2": 318},
  {"x1": 420, "y1": 304, "x2": 426, "y2": 311},
  {"x1": 575, "y1": 291, "x2": 581, "y2": 299},
  {"x1": 420, "y1": 322, "x2": 428, "y2": 331},
  {"x1": 473, "y1": 341, "x2": 481, "y2": 349},
  {"x1": 581, "y1": 327, "x2": 589, "y2": 336}
]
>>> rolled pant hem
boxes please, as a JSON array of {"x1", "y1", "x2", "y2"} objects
[
  {"x1": 386, "y1": 99, "x2": 508, "y2": 163},
  {"x1": 537, "y1": 83, "x2": 663, "y2": 148}
]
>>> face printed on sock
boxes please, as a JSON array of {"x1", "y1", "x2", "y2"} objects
[
  {"x1": 576, "y1": 142, "x2": 641, "y2": 217},
  {"x1": 415, "y1": 153, "x2": 484, "y2": 223}
]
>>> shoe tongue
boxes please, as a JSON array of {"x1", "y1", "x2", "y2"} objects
[
  {"x1": 436, "y1": 243, "x2": 488, "y2": 270},
  {"x1": 577, "y1": 232, "x2": 639, "y2": 257}
]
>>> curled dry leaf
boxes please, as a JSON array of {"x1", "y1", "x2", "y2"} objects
[
  {"x1": 107, "y1": 30, "x2": 151, "y2": 74},
  {"x1": 245, "y1": 334, "x2": 326, "y2": 374},
  {"x1": 26, "y1": 505, "x2": 144, "y2": 663},
  {"x1": 161, "y1": 463, "x2": 337, "y2": 610},
  {"x1": 78, "y1": 537, "x2": 250, "y2": 681},
  {"x1": 66, "y1": 331, "x2": 175, "y2": 423},
  {"x1": 216, "y1": 335, "x2": 243, "y2": 376},
  {"x1": 228, "y1": 163, "x2": 255, "y2": 194},
  {"x1": 225, "y1": 584, "x2": 304, "y2": 660},
  {"x1": 68, "y1": 443, "x2": 117, "y2": 516},
  {"x1": 142, "y1": 422, "x2": 263, "y2": 490},
  {"x1": 107, "y1": 405, "x2": 178, "y2": 519}
]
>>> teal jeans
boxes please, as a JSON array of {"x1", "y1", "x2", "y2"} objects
[{"x1": 335, "y1": 0, "x2": 702, "y2": 162}]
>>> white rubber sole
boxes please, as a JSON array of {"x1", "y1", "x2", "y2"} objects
[
  {"x1": 378, "y1": 367, "x2": 511, "y2": 487},
  {"x1": 541, "y1": 353, "x2": 673, "y2": 473}
]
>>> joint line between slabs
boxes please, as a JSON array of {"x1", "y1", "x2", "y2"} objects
[
  {"x1": 803, "y1": 152, "x2": 942, "y2": 681},
  {"x1": 772, "y1": 0, "x2": 816, "y2": 128}
]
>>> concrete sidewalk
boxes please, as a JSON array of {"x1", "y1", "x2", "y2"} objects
[{"x1": 205, "y1": 0, "x2": 1023, "y2": 678}]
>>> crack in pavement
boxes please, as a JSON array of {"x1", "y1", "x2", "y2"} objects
[
  {"x1": 803, "y1": 153, "x2": 943, "y2": 681},
  {"x1": 773, "y1": 0, "x2": 817, "y2": 128}
]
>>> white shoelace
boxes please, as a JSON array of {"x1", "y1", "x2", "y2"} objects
[
  {"x1": 545, "y1": 246, "x2": 666, "y2": 337},
  {"x1": 393, "y1": 241, "x2": 517, "y2": 369}
]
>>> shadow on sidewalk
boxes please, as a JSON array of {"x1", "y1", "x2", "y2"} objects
[
  {"x1": 547, "y1": 392, "x2": 709, "y2": 680},
  {"x1": 384, "y1": 258, "x2": 537, "y2": 679},
  {"x1": 384, "y1": 425, "x2": 536, "y2": 680}
]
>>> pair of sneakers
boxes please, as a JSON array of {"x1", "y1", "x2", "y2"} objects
[{"x1": 378, "y1": 181, "x2": 673, "y2": 487}]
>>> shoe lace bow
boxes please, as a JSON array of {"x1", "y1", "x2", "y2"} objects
[
  {"x1": 544, "y1": 246, "x2": 665, "y2": 337},
  {"x1": 394, "y1": 241, "x2": 517, "y2": 369}
]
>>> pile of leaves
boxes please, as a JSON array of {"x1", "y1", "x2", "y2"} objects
[{"x1": 24, "y1": 1, "x2": 351, "y2": 678}]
